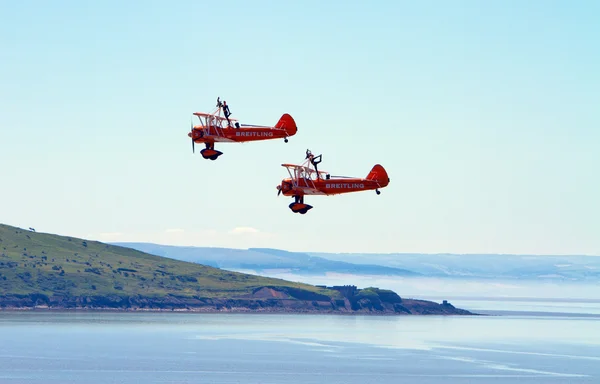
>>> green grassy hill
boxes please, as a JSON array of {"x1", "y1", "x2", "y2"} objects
[
  {"x1": 0, "y1": 224, "x2": 473, "y2": 315},
  {"x1": 0, "y1": 224, "x2": 338, "y2": 303}
]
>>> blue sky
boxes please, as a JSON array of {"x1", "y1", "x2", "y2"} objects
[{"x1": 1, "y1": 0, "x2": 598, "y2": 255}]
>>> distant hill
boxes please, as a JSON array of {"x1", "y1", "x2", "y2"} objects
[
  {"x1": 111, "y1": 243, "x2": 420, "y2": 276},
  {"x1": 113, "y1": 243, "x2": 600, "y2": 281},
  {"x1": 0, "y1": 224, "x2": 470, "y2": 315},
  {"x1": 305, "y1": 252, "x2": 600, "y2": 281}
]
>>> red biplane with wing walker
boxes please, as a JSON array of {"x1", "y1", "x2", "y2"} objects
[
  {"x1": 188, "y1": 97, "x2": 298, "y2": 160},
  {"x1": 276, "y1": 150, "x2": 390, "y2": 214}
]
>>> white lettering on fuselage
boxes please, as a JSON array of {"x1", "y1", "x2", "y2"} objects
[
  {"x1": 235, "y1": 131, "x2": 274, "y2": 137},
  {"x1": 325, "y1": 183, "x2": 365, "y2": 189}
]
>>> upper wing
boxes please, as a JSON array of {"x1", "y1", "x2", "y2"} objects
[{"x1": 193, "y1": 112, "x2": 238, "y2": 122}]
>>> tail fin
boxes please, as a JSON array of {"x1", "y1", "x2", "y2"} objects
[
  {"x1": 366, "y1": 164, "x2": 389, "y2": 186},
  {"x1": 275, "y1": 113, "x2": 297, "y2": 137}
]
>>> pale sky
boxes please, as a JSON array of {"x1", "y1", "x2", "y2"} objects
[{"x1": 1, "y1": 1, "x2": 598, "y2": 255}]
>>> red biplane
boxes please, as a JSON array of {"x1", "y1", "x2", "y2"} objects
[
  {"x1": 188, "y1": 97, "x2": 297, "y2": 160},
  {"x1": 276, "y1": 150, "x2": 390, "y2": 214}
]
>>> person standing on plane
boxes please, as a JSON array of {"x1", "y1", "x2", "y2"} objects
[{"x1": 222, "y1": 100, "x2": 232, "y2": 127}]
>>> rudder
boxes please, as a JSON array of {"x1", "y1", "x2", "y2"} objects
[
  {"x1": 366, "y1": 164, "x2": 389, "y2": 186},
  {"x1": 275, "y1": 113, "x2": 297, "y2": 137}
]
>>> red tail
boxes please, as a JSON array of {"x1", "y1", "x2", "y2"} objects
[
  {"x1": 275, "y1": 113, "x2": 297, "y2": 137},
  {"x1": 366, "y1": 164, "x2": 389, "y2": 186}
]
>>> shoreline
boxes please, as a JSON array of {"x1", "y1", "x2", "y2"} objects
[
  {"x1": 0, "y1": 291, "x2": 477, "y2": 316},
  {"x1": 0, "y1": 306, "x2": 480, "y2": 316}
]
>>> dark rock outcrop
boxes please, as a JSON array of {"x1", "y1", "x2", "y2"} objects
[{"x1": 0, "y1": 286, "x2": 475, "y2": 315}]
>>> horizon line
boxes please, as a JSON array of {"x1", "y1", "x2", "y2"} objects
[{"x1": 109, "y1": 241, "x2": 600, "y2": 258}]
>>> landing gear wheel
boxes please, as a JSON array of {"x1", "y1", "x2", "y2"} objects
[
  {"x1": 288, "y1": 202, "x2": 312, "y2": 214},
  {"x1": 200, "y1": 148, "x2": 223, "y2": 160},
  {"x1": 376, "y1": 189, "x2": 381, "y2": 195},
  {"x1": 284, "y1": 138, "x2": 288, "y2": 143}
]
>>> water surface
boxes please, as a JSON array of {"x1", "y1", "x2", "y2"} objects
[{"x1": 1, "y1": 310, "x2": 599, "y2": 383}]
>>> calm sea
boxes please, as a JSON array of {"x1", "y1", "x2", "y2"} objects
[{"x1": 1, "y1": 301, "x2": 600, "y2": 383}]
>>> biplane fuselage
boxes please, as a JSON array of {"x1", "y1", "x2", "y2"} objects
[
  {"x1": 278, "y1": 174, "x2": 387, "y2": 196},
  {"x1": 277, "y1": 159, "x2": 390, "y2": 214},
  {"x1": 188, "y1": 110, "x2": 297, "y2": 160}
]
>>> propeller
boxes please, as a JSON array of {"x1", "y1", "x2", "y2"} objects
[
  {"x1": 190, "y1": 117, "x2": 195, "y2": 153},
  {"x1": 277, "y1": 185, "x2": 282, "y2": 196}
]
